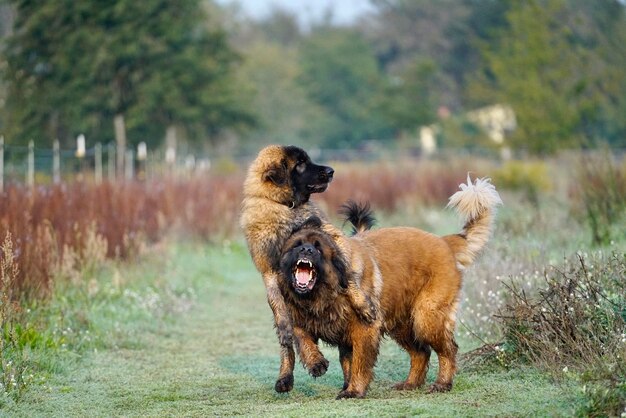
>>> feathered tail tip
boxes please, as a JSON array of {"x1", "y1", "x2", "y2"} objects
[{"x1": 446, "y1": 174, "x2": 503, "y2": 222}]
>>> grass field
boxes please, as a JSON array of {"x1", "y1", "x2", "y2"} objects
[
  {"x1": 2, "y1": 241, "x2": 585, "y2": 417},
  {"x1": 1, "y1": 154, "x2": 624, "y2": 416}
]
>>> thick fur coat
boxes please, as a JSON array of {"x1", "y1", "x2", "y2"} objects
[
  {"x1": 240, "y1": 145, "x2": 377, "y2": 392},
  {"x1": 279, "y1": 176, "x2": 502, "y2": 398}
]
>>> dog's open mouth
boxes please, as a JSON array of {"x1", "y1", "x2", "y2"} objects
[{"x1": 293, "y1": 259, "x2": 317, "y2": 293}]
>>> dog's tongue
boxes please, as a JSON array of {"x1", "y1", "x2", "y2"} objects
[{"x1": 296, "y1": 268, "x2": 311, "y2": 285}]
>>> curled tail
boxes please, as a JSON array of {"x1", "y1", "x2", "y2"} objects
[
  {"x1": 445, "y1": 175, "x2": 502, "y2": 269},
  {"x1": 339, "y1": 200, "x2": 376, "y2": 235}
]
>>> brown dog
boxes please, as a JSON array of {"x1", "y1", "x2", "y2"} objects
[
  {"x1": 279, "y1": 176, "x2": 502, "y2": 398},
  {"x1": 240, "y1": 145, "x2": 378, "y2": 392}
]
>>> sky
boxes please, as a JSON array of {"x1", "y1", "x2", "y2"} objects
[{"x1": 215, "y1": 0, "x2": 375, "y2": 26}]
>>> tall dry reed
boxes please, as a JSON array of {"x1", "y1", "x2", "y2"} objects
[{"x1": 0, "y1": 175, "x2": 244, "y2": 296}]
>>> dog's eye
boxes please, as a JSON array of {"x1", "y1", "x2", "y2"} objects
[
  {"x1": 295, "y1": 240, "x2": 302, "y2": 247},
  {"x1": 296, "y1": 161, "x2": 306, "y2": 174},
  {"x1": 314, "y1": 240, "x2": 322, "y2": 253}
]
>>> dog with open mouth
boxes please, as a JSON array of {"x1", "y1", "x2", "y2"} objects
[
  {"x1": 279, "y1": 176, "x2": 502, "y2": 399},
  {"x1": 240, "y1": 145, "x2": 379, "y2": 393}
]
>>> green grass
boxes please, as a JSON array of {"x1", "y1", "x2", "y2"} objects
[{"x1": 1, "y1": 241, "x2": 583, "y2": 417}]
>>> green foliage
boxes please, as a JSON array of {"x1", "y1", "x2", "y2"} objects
[
  {"x1": 366, "y1": 0, "x2": 472, "y2": 112},
  {"x1": 235, "y1": 40, "x2": 320, "y2": 150},
  {"x1": 469, "y1": 0, "x2": 626, "y2": 154},
  {"x1": 298, "y1": 28, "x2": 392, "y2": 148},
  {"x1": 573, "y1": 152, "x2": 626, "y2": 246},
  {"x1": 447, "y1": 0, "x2": 513, "y2": 94},
  {"x1": 4, "y1": 0, "x2": 624, "y2": 152},
  {"x1": 491, "y1": 160, "x2": 551, "y2": 206},
  {"x1": 377, "y1": 58, "x2": 438, "y2": 133},
  {"x1": 1, "y1": 0, "x2": 253, "y2": 148},
  {"x1": 436, "y1": 116, "x2": 496, "y2": 152},
  {"x1": 496, "y1": 252, "x2": 626, "y2": 417},
  {"x1": 470, "y1": 0, "x2": 580, "y2": 153},
  {"x1": 578, "y1": 380, "x2": 626, "y2": 418}
]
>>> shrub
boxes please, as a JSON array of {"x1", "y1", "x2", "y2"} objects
[
  {"x1": 570, "y1": 151, "x2": 626, "y2": 246},
  {"x1": 491, "y1": 160, "x2": 551, "y2": 206},
  {"x1": 1, "y1": 233, "x2": 31, "y2": 402},
  {"x1": 495, "y1": 252, "x2": 626, "y2": 416}
]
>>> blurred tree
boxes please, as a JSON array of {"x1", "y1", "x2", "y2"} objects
[
  {"x1": 470, "y1": 0, "x2": 586, "y2": 154},
  {"x1": 298, "y1": 28, "x2": 391, "y2": 148},
  {"x1": 564, "y1": 0, "x2": 626, "y2": 147},
  {"x1": 235, "y1": 40, "x2": 322, "y2": 151},
  {"x1": 446, "y1": 0, "x2": 513, "y2": 105},
  {"x1": 1, "y1": 0, "x2": 253, "y2": 149},
  {"x1": 469, "y1": 0, "x2": 626, "y2": 154},
  {"x1": 364, "y1": 0, "x2": 470, "y2": 111},
  {"x1": 375, "y1": 58, "x2": 437, "y2": 134},
  {"x1": 256, "y1": 8, "x2": 301, "y2": 47}
]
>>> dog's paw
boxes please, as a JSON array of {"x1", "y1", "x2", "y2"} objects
[
  {"x1": 275, "y1": 374, "x2": 294, "y2": 393},
  {"x1": 336, "y1": 390, "x2": 365, "y2": 400},
  {"x1": 427, "y1": 382, "x2": 452, "y2": 393},
  {"x1": 393, "y1": 381, "x2": 419, "y2": 391},
  {"x1": 309, "y1": 358, "x2": 329, "y2": 378}
]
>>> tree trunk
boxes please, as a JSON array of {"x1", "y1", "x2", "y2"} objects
[{"x1": 114, "y1": 114, "x2": 127, "y2": 179}]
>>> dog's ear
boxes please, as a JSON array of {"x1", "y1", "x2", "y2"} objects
[
  {"x1": 331, "y1": 252, "x2": 350, "y2": 289},
  {"x1": 263, "y1": 162, "x2": 287, "y2": 186}
]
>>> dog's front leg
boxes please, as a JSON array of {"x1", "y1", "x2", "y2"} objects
[
  {"x1": 264, "y1": 272, "x2": 296, "y2": 392},
  {"x1": 338, "y1": 344, "x2": 352, "y2": 391},
  {"x1": 293, "y1": 326, "x2": 329, "y2": 378},
  {"x1": 336, "y1": 321, "x2": 381, "y2": 399}
]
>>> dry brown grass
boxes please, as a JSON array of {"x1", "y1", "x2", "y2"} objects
[
  {"x1": 0, "y1": 175, "x2": 244, "y2": 296},
  {"x1": 0, "y1": 157, "x2": 490, "y2": 298},
  {"x1": 319, "y1": 157, "x2": 488, "y2": 214}
]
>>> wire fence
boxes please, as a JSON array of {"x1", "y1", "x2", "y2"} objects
[
  {"x1": 0, "y1": 136, "x2": 214, "y2": 191},
  {"x1": 0, "y1": 135, "x2": 465, "y2": 191},
  {"x1": 3, "y1": 134, "x2": 621, "y2": 192}
]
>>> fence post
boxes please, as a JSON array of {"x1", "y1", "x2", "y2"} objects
[
  {"x1": 137, "y1": 142, "x2": 147, "y2": 181},
  {"x1": 166, "y1": 145, "x2": 176, "y2": 177},
  {"x1": 27, "y1": 140, "x2": 35, "y2": 189},
  {"x1": 53, "y1": 139, "x2": 61, "y2": 184},
  {"x1": 75, "y1": 134, "x2": 86, "y2": 182},
  {"x1": 107, "y1": 142, "x2": 115, "y2": 182},
  {"x1": 0, "y1": 135, "x2": 4, "y2": 193},
  {"x1": 125, "y1": 149, "x2": 134, "y2": 181},
  {"x1": 114, "y1": 114, "x2": 126, "y2": 178},
  {"x1": 95, "y1": 143, "x2": 102, "y2": 185}
]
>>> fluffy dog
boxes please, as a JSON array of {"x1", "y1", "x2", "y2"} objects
[
  {"x1": 279, "y1": 176, "x2": 502, "y2": 398},
  {"x1": 240, "y1": 145, "x2": 377, "y2": 392}
]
